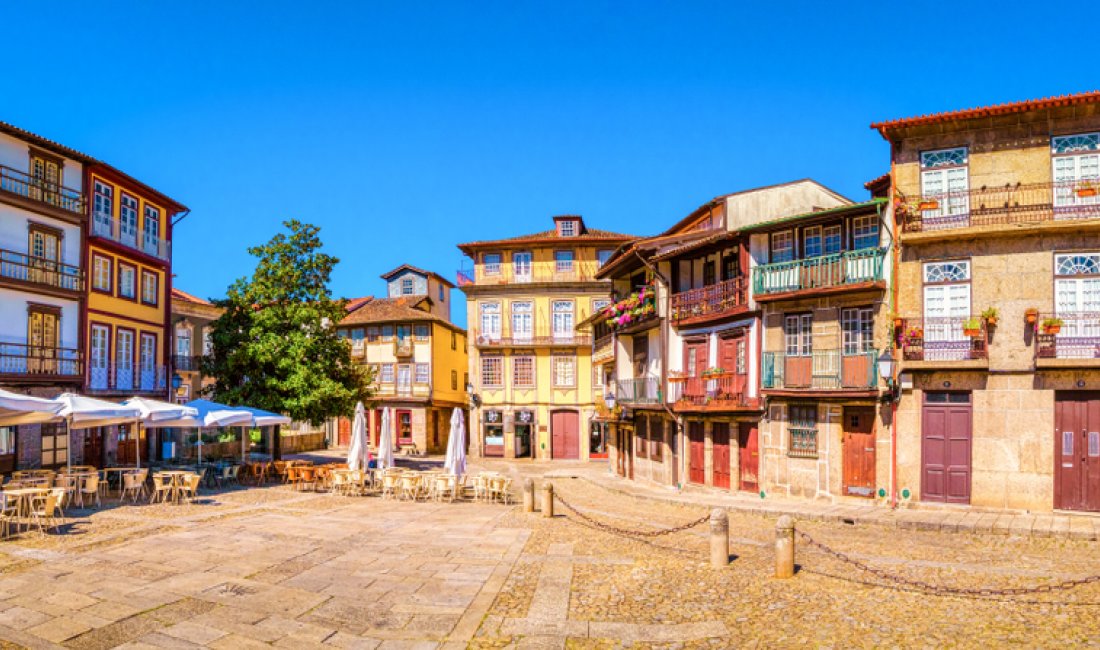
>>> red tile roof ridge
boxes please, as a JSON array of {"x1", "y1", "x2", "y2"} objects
[
  {"x1": 171, "y1": 288, "x2": 213, "y2": 305},
  {"x1": 871, "y1": 90, "x2": 1100, "y2": 134}
]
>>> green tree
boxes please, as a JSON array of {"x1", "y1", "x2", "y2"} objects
[{"x1": 203, "y1": 220, "x2": 371, "y2": 425}]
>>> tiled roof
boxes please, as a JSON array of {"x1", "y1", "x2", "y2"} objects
[
  {"x1": 171, "y1": 288, "x2": 213, "y2": 306},
  {"x1": 864, "y1": 172, "x2": 890, "y2": 191},
  {"x1": 457, "y1": 227, "x2": 637, "y2": 256},
  {"x1": 659, "y1": 179, "x2": 851, "y2": 236},
  {"x1": 339, "y1": 296, "x2": 457, "y2": 328},
  {"x1": 344, "y1": 296, "x2": 374, "y2": 312},
  {"x1": 379, "y1": 264, "x2": 456, "y2": 288},
  {"x1": 871, "y1": 90, "x2": 1100, "y2": 135}
]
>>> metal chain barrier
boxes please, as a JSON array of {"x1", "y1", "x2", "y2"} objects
[
  {"x1": 798, "y1": 530, "x2": 1100, "y2": 598},
  {"x1": 552, "y1": 492, "x2": 710, "y2": 539}
]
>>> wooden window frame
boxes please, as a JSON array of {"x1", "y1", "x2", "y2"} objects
[
  {"x1": 770, "y1": 230, "x2": 794, "y2": 263},
  {"x1": 482, "y1": 252, "x2": 503, "y2": 276},
  {"x1": 787, "y1": 404, "x2": 819, "y2": 459},
  {"x1": 92, "y1": 253, "x2": 113, "y2": 294},
  {"x1": 481, "y1": 356, "x2": 503, "y2": 388},
  {"x1": 117, "y1": 261, "x2": 138, "y2": 302},
  {"x1": 552, "y1": 354, "x2": 576, "y2": 388},
  {"x1": 27, "y1": 222, "x2": 63, "y2": 261},
  {"x1": 140, "y1": 269, "x2": 158, "y2": 306},
  {"x1": 554, "y1": 249, "x2": 575, "y2": 273},
  {"x1": 451, "y1": 369, "x2": 458, "y2": 390},
  {"x1": 119, "y1": 192, "x2": 139, "y2": 242},
  {"x1": 413, "y1": 324, "x2": 430, "y2": 341},
  {"x1": 27, "y1": 302, "x2": 61, "y2": 351},
  {"x1": 512, "y1": 355, "x2": 536, "y2": 389}
]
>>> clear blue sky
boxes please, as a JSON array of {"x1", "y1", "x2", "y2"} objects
[{"x1": 1, "y1": 2, "x2": 1085, "y2": 328}]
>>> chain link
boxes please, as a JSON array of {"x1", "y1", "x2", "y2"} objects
[
  {"x1": 552, "y1": 492, "x2": 710, "y2": 539},
  {"x1": 798, "y1": 530, "x2": 1100, "y2": 598}
]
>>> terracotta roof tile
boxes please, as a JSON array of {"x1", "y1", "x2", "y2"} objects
[
  {"x1": 457, "y1": 227, "x2": 637, "y2": 256},
  {"x1": 338, "y1": 297, "x2": 463, "y2": 331},
  {"x1": 379, "y1": 264, "x2": 456, "y2": 288},
  {"x1": 871, "y1": 90, "x2": 1100, "y2": 135},
  {"x1": 171, "y1": 288, "x2": 213, "y2": 305},
  {"x1": 344, "y1": 296, "x2": 374, "y2": 312}
]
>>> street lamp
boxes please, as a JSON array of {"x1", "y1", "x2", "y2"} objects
[
  {"x1": 465, "y1": 381, "x2": 481, "y2": 408},
  {"x1": 877, "y1": 349, "x2": 899, "y2": 402},
  {"x1": 603, "y1": 390, "x2": 616, "y2": 412},
  {"x1": 171, "y1": 374, "x2": 183, "y2": 391}
]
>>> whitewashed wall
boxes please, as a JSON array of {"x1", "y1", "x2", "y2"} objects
[
  {"x1": 0, "y1": 132, "x2": 83, "y2": 191},
  {"x1": 0, "y1": 203, "x2": 81, "y2": 266},
  {"x1": 0, "y1": 287, "x2": 78, "y2": 346}
]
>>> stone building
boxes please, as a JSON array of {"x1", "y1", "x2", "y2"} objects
[{"x1": 875, "y1": 90, "x2": 1100, "y2": 512}]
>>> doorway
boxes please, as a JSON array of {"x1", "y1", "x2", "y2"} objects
[
  {"x1": 1055, "y1": 391, "x2": 1100, "y2": 512},
  {"x1": 550, "y1": 410, "x2": 579, "y2": 459},
  {"x1": 842, "y1": 407, "x2": 876, "y2": 497},
  {"x1": 712, "y1": 422, "x2": 730, "y2": 489},
  {"x1": 687, "y1": 421, "x2": 705, "y2": 484},
  {"x1": 921, "y1": 392, "x2": 972, "y2": 503},
  {"x1": 738, "y1": 422, "x2": 759, "y2": 492}
]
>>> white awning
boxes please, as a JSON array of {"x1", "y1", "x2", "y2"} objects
[
  {"x1": 183, "y1": 399, "x2": 255, "y2": 428},
  {"x1": 122, "y1": 397, "x2": 200, "y2": 428},
  {"x1": 0, "y1": 389, "x2": 62, "y2": 426},
  {"x1": 55, "y1": 393, "x2": 141, "y2": 429}
]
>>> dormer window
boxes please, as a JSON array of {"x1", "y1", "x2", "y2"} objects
[
  {"x1": 401, "y1": 277, "x2": 414, "y2": 295},
  {"x1": 559, "y1": 220, "x2": 578, "y2": 237}
]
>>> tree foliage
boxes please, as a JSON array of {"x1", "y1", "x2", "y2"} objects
[{"x1": 203, "y1": 220, "x2": 371, "y2": 425}]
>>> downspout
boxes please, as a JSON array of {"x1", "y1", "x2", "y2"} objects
[{"x1": 632, "y1": 249, "x2": 683, "y2": 488}]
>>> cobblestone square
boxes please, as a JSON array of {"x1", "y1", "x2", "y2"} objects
[{"x1": 1, "y1": 458, "x2": 1098, "y2": 648}]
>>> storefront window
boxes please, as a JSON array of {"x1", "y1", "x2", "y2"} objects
[
  {"x1": 484, "y1": 410, "x2": 504, "y2": 457},
  {"x1": 589, "y1": 421, "x2": 606, "y2": 456}
]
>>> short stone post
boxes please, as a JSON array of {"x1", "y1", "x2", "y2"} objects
[
  {"x1": 541, "y1": 482, "x2": 554, "y2": 518},
  {"x1": 523, "y1": 478, "x2": 535, "y2": 513},
  {"x1": 775, "y1": 515, "x2": 795, "y2": 579},
  {"x1": 709, "y1": 508, "x2": 729, "y2": 567}
]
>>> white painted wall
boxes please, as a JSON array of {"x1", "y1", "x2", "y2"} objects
[
  {"x1": 0, "y1": 203, "x2": 81, "y2": 266},
  {"x1": 0, "y1": 288, "x2": 78, "y2": 346},
  {"x1": 0, "y1": 132, "x2": 83, "y2": 191},
  {"x1": 724, "y1": 180, "x2": 849, "y2": 232}
]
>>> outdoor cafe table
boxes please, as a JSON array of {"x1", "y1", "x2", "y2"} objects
[
  {"x1": 2, "y1": 487, "x2": 48, "y2": 532},
  {"x1": 157, "y1": 471, "x2": 192, "y2": 504}
]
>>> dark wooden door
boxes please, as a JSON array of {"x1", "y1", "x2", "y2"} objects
[
  {"x1": 1055, "y1": 392, "x2": 1100, "y2": 512},
  {"x1": 688, "y1": 421, "x2": 705, "y2": 484},
  {"x1": 843, "y1": 407, "x2": 876, "y2": 497},
  {"x1": 83, "y1": 427, "x2": 104, "y2": 468},
  {"x1": 921, "y1": 392, "x2": 972, "y2": 504},
  {"x1": 684, "y1": 339, "x2": 708, "y2": 377},
  {"x1": 712, "y1": 422, "x2": 731, "y2": 489},
  {"x1": 551, "y1": 411, "x2": 579, "y2": 459},
  {"x1": 337, "y1": 417, "x2": 351, "y2": 447},
  {"x1": 116, "y1": 425, "x2": 147, "y2": 466},
  {"x1": 0, "y1": 426, "x2": 15, "y2": 474},
  {"x1": 372, "y1": 409, "x2": 383, "y2": 447},
  {"x1": 396, "y1": 410, "x2": 413, "y2": 445},
  {"x1": 738, "y1": 422, "x2": 759, "y2": 492}
]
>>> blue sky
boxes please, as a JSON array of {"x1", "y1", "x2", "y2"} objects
[{"x1": 1, "y1": 2, "x2": 1086, "y2": 327}]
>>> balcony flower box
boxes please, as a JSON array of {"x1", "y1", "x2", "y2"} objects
[
  {"x1": 668, "y1": 371, "x2": 688, "y2": 383},
  {"x1": 1041, "y1": 318, "x2": 1063, "y2": 335},
  {"x1": 962, "y1": 318, "x2": 982, "y2": 338},
  {"x1": 1076, "y1": 184, "x2": 1098, "y2": 198},
  {"x1": 981, "y1": 307, "x2": 999, "y2": 328},
  {"x1": 702, "y1": 367, "x2": 733, "y2": 378},
  {"x1": 917, "y1": 199, "x2": 939, "y2": 211},
  {"x1": 602, "y1": 284, "x2": 656, "y2": 331},
  {"x1": 905, "y1": 326, "x2": 923, "y2": 342}
]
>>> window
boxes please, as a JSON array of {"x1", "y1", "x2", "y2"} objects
[
  {"x1": 464, "y1": 372, "x2": 469, "y2": 389},
  {"x1": 0, "y1": 426, "x2": 14, "y2": 456},
  {"x1": 841, "y1": 307, "x2": 875, "y2": 355},
  {"x1": 483, "y1": 253, "x2": 502, "y2": 275},
  {"x1": 784, "y1": 314, "x2": 812, "y2": 356},
  {"x1": 439, "y1": 284, "x2": 445, "y2": 301},
  {"x1": 1052, "y1": 133, "x2": 1100, "y2": 211},
  {"x1": 351, "y1": 327, "x2": 365, "y2": 341},
  {"x1": 415, "y1": 363, "x2": 429, "y2": 383},
  {"x1": 381, "y1": 325, "x2": 394, "y2": 341},
  {"x1": 140, "y1": 333, "x2": 157, "y2": 389},
  {"x1": 597, "y1": 249, "x2": 613, "y2": 267},
  {"x1": 513, "y1": 356, "x2": 535, "y2": 388},
  {"x1": 380, "y1": 364, "x2": 394, "y2": 383},
  {"x1": 481, "y1": 356, "x2": 503, "y2": 387},
  {"x1": 560, "y1": 219, "x2": 577, "y2": 237},
  {"x1": 823, "y1": 225, "x2": 843, "y2": 254},
  {"x1": 922, "y1": 260, "x2": 971, "y2": 354},
  {"x1": 450, "y1": 331, "x2": 456, "y2": 350},
  {"x1": 552, "y1": 300, "x2": 574, "y2": 340},
  {"x1": 803, "y1": 226, "x2": 823, "y2": 258},
  {"x1": 771, "y1": 231, "x2": 793, "y2": 263},
  {"x1": 852, "y1": 215, "x2": 879, "y2": 250},
  {"x1": 1054, "y1": 254, "x2": 1100, "y2": 339},
  {"x1": 143, "y1": 205, "x2": 160, "y2": 255},
  {"x1": 788, "y1": 405, "x2": 818, "y2": 459},
  {"x1": 414, "y1": 324, "x2": 430, "y2": 341},
  {"x1": 480, "y1": 302, "x2": 501, "y2": 339},
  {"x1": 593, "y1": 299, "x2": 610, "y2": 314},
  {"x1": 451, "y1": 369, "x2": 458, "y2": 390},
  {"x1": 636, "y1": 416, "x2": 648, "y2": 459},
  {"x1": 176, "y1": 326, "x2": 192, "y2": 356},
  {"x1": 401, "y1": 278, "x2": 414, "y2": 295},
  {"x1": 554, "y1": 250, "x2": 574, "y2": 273},
  {"x1": 93, "y1": 255, "x2": 112, "y2": 292},
  {"x1": 93, "y1": 181, "x2": 113, "y2": 235},
  {"x1": 141, "y1": 270, "x2": 157, "y2": 305},
  {"x1": 511, "y1": 301, "x2": 533, "y2": 341},
  {"x1": 736, "y1": 339, "x2": 746, "y2": 375},
  {"x1": 553, "y1": 355, "x2": 576, "y2": 387},
  {"x1": 920, "y1": 147, "x2": 969, "y2": 226},
  {"x1": 89, "y1": 324, "x2": 109, "y2": 390},
  {"x1": 650, "y1": 417, "x2": 664, "y2": 462},
  {"x1": 722, "y1": 255, "x2": 738, "y2": 281},
  {"x1": 513, "y1": 252, "x2": 532, "y2": 280},
  {"x1": 923, "y1": 261, "x2": 970, "y2": 283},
  {"x1": 703, "y1": 260, "x2": 716, "y2": 286},
  {"x1": 202, "y1": 329, "x2": 212, "y2": 355},
  {"x1": 120, "y1": 193, "x2": 138, "y2": 245},
  {"x1": 367, "y1": 326, "x2": 380, "y2": 342},
  {"x1": 118, "y1": 264, "x2": 136, "y2": 299}
]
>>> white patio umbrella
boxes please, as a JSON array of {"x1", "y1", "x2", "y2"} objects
[
  {"x1": 0, "y1": 389, "x2": 62, "y2": 426},
  {"x1": 183, "y1": 399, "x2": 253, "y2": 464},
  {"x1": 231, "y1": 406, "x2": 291, "y2": 459},
  {"x1": 55, "y1": 393, "x2": 142, "y2": 470},
  {"x1": 347, "y1": 402, "x2": 369, "y2": 471},
  {"x1": 121, "y1": 397, "x2": 200, "y2": 468},
  {"x1": 443, "y1": 407, "x2": 466, "y2": 477},
  {"x1": 376, "y1": 407, "x2": 395, "y2": 470}
]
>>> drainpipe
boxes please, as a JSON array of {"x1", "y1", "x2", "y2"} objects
[{"x1": 632, "y1": 249, "x2": 684, "y2": 488}]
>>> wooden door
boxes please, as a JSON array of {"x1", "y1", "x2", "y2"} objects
[
  {"x1": 396, "y1": 409, "x2": 413, "y2": 445},
  {"x1": 372, "y1": 409, "x2": 382, "y2": 447},
  {"x1": 718, "y1": 335, "x2": 747, "y2": 396},
  {"x1": 337, "y1": 417, "x2": 351, "y2": 447},
  {"x1": 712, "y1": 422, "x2": 731, "y2": 489},
  {"x1": 27, "y1": 308, "x2": 59, "y2": 374},
  {"x1": 1055, "y1": 392, "x2": 1100, "y2": 512},
  {"x1": 0, "y1": 426, "x2": 14, "y2": 474},
  {"x1": 738, "y1": 422, "x2": 759, "y2": 492},
  {"x1": 921, "y1": 392, "x2": 972, "y2": 503},
  {"x1": 551, "y1": 411, "x2": 579, "y2": 459},
  {"x1": 684, "y1": 339, "x2": 708, "y2": 377},
  {"x1": 82, "y1": 427, "x2": 104, "y2": 468},
  {"x1": 116, "y1": 425, "x2": 147, "y2": 466},
  {"x1": 842, "y1": 407, "x2": 876, "y2": 497},
  {"x1": 688, "y1": 421, "x2": 705, "y2": 484}
]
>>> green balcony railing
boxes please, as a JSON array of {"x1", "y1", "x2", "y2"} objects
[
  {"x1": 753, "y1": 248, "x2": 886, "y2": 297},
  {"x1": 762, "y1": 350, "x2": 878, "y2": 390}
]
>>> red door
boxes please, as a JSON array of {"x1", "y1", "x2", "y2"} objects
[
  {"x1": 738, "y1": 422, "x2": 759, "y2": 492},
  {"x1": 712, "y1": 422, "x2": 730, "y2": 489},
  {"x1": 921, "y1": 392, "x2": 972, "y2": 504},
  {"x1": 1055, "y1": 392, "x2": 1100, "y2": 512},
  {"x1": 688, "y1": 421, "x2": 705, "y2": 484},
  {"x1": 842, "y1": 407, "x2": 876, "y2": 498},
  {"x1": 551, "y1": 411, "x2": 579, "y2": 459},
  {"x1": 684, "y1": 339, "x2": 708, "y2": 377},
  {"x1": 337, "y1": 417, "x2": 351, "y2": 447},
  {"x1": 718, "y1": 335, "x2": 747, "y2": 398}
]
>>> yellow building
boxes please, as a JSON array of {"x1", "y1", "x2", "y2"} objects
[
  {"x1": 458, "y1": 215, "x2": 636, "y2": 460},
  {"x1": 336, "y1": 265, "x2": 467, "y2": 454}
]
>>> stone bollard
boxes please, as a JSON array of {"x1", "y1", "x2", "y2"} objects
[
  {"x1": 709, "y1": 508, "x2": 729, "y2": 567},
  {"x1": 775, "y1": 515, "x2": 795, "y2": 579},
  {"x1": 523, "y1": 478, "x2": 535, "y2": 513},
  {"x1": 541, "y1": 482, "x2": 554, "y2": 518}
]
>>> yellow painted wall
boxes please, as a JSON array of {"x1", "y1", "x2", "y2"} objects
[
  {"x1": 471, "y1": 245, "x2": 614, "y2": 284},
  {"x1": 431, "y1": 323, "x2": 468, "y2": 405},
  {"x1": 87, "y1": 244, "x2": 166, "y2": 364},
  {"x1": 89, "y1": 173, "x2": 168, "y2": 250}
]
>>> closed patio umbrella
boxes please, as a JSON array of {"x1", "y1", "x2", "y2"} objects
[
  {"x1": 443, "y1": 407, "x2": 466, "y2": 477},
  {"x1": 347, "y1": 402, "x2": 369, "y2": 471},
  {"x1": 376, "y1": 407, "x2": 395, "y2": 470}
]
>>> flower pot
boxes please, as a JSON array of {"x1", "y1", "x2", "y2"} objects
[
  {"x1": 1076, "y1": 187, "x2": 1098, "y2": 198},
  {"x1": 1025, "y1": 310, "x2": 1039, "y2": 324},
  {"x1": 668, "y1": 376, "x2": 688, "y2": 383},
  {"x1": 963, "y1": 328, "x2": 981, "y2": 337},
  {"x1": 893, "y1": 318, "x2": 904, "y2": 328},
  {"x1": 918, "y1": 200, "x2": 939, "y2": 211},
  {"x1": 1044, "y1": 325, "x2": 1062, "y2": 335},
  {"x1": 985, "y1": 317, "x2": 997, "y2": 327}
]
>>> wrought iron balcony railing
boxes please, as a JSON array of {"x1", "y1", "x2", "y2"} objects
[
  {"x1": 897, "y1": 316, "x2": 988, "y2": 362},
  {"x1": 473, "y1": 330, "x2": 592, "y2": 348},
  {"x1": 92, "y1": 212, "x2": 171, "y2": 261},
  {"x1": 173, "y1": 355, "x2": 203, "y2": 372},
  {"x1": 0, "y1": 343, "x2": 82, "y2": 378},
  {"x1": 668, "y1": 373, "x2": 751, "y2": 407},
  {"x1": 87, "y1": 364, "x2": 167, "y2": 393},
  {"x1": 0, "y1": 165, "x2": 84, "y2": 214},
  {"x1": 615, "y1": 377, "x2": 661, "y2": 405},
  {"x1": 0, "y1": 248, "x2": 83, "y2": 292},
  {"x1": 762, "y1": 350, "x2": 878, "y2": 390},
  {"x1": 457, "y1": 265, "x2": 599, "y2": 286},
  {"x1": 670, "y1": 277, "x2": 747, "y2": 323},
  {"x1": 899, "y1": 181, "x2": 1100, "y2": 233},
  {"x1": 1035, "y1": 312, "x2": 1100, "y2": 360},
  {"x1": 753, "y1": 248, "x2": 886, "y2": 297}
]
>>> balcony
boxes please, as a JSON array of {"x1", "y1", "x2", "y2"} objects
[
  {"x1": 0, "y1": 165, "x2": 84, "y2": 215},
  {"x1": 473, "y1": 330, "x2": 592, "y2": 348},
  {"x1": 592, "y1": 332, "x2": 614, "y2": 363},
  {"x1": 898, "y1": 317, "x2": 988, "y2": 364},
  {"x1": 92, "y1": 212, "x2": 171, "y2": 262},
  {"x1": 374, "y1": 382, "x2": 431, "y2": 398},
  {"x1": 899, "y1": 181, "x2": 1100, "y2": 234},
  {"x1": 173, "y1": 355, "x2": 202, "y2": 372},
  {"x1": 87, "y1": 364, "x2": 167, "y2": 394},
  {"x1": 0, "y1": 248, "x2": 83, "y2": 293},
  {"x1": 457, "y1": 265, "x2": 598, "y2": 287},
  {"x1": 1035, "y1": 312, "x2": 1100, "y2": 365},
  {"x1": 616, "y1": 377, "x2": 661, "y2": 405},
  {"x1": 762, "y1": 350, "x2": 878, "y2": 391},
  {"x1": 0, "y1": 343, "x2": 82, "y2": 380},
  {"x1": 669, "y1": 373, "x2": 756, "y2": 411},
  {"x1": 753, "y1": 248, "x2": 886, "y2": 301},
  {"x1": 670, "y1": 277, "x2": 748, "y2": 324}
]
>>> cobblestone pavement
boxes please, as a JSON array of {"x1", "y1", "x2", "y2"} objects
[{"x1": 1, "y1": 455, "x2": 1099, "y2": 648}]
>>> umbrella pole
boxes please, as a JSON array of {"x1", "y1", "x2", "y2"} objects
[
  {"x1": 66, "y1": 415, "x2": 72, "y2": 472},
  {"x1": 136, "y1": 420, "x2": 141, "y2": 470},
  {"x1": 197, "y1": 428, "x2": 203, "y2": 465}
]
